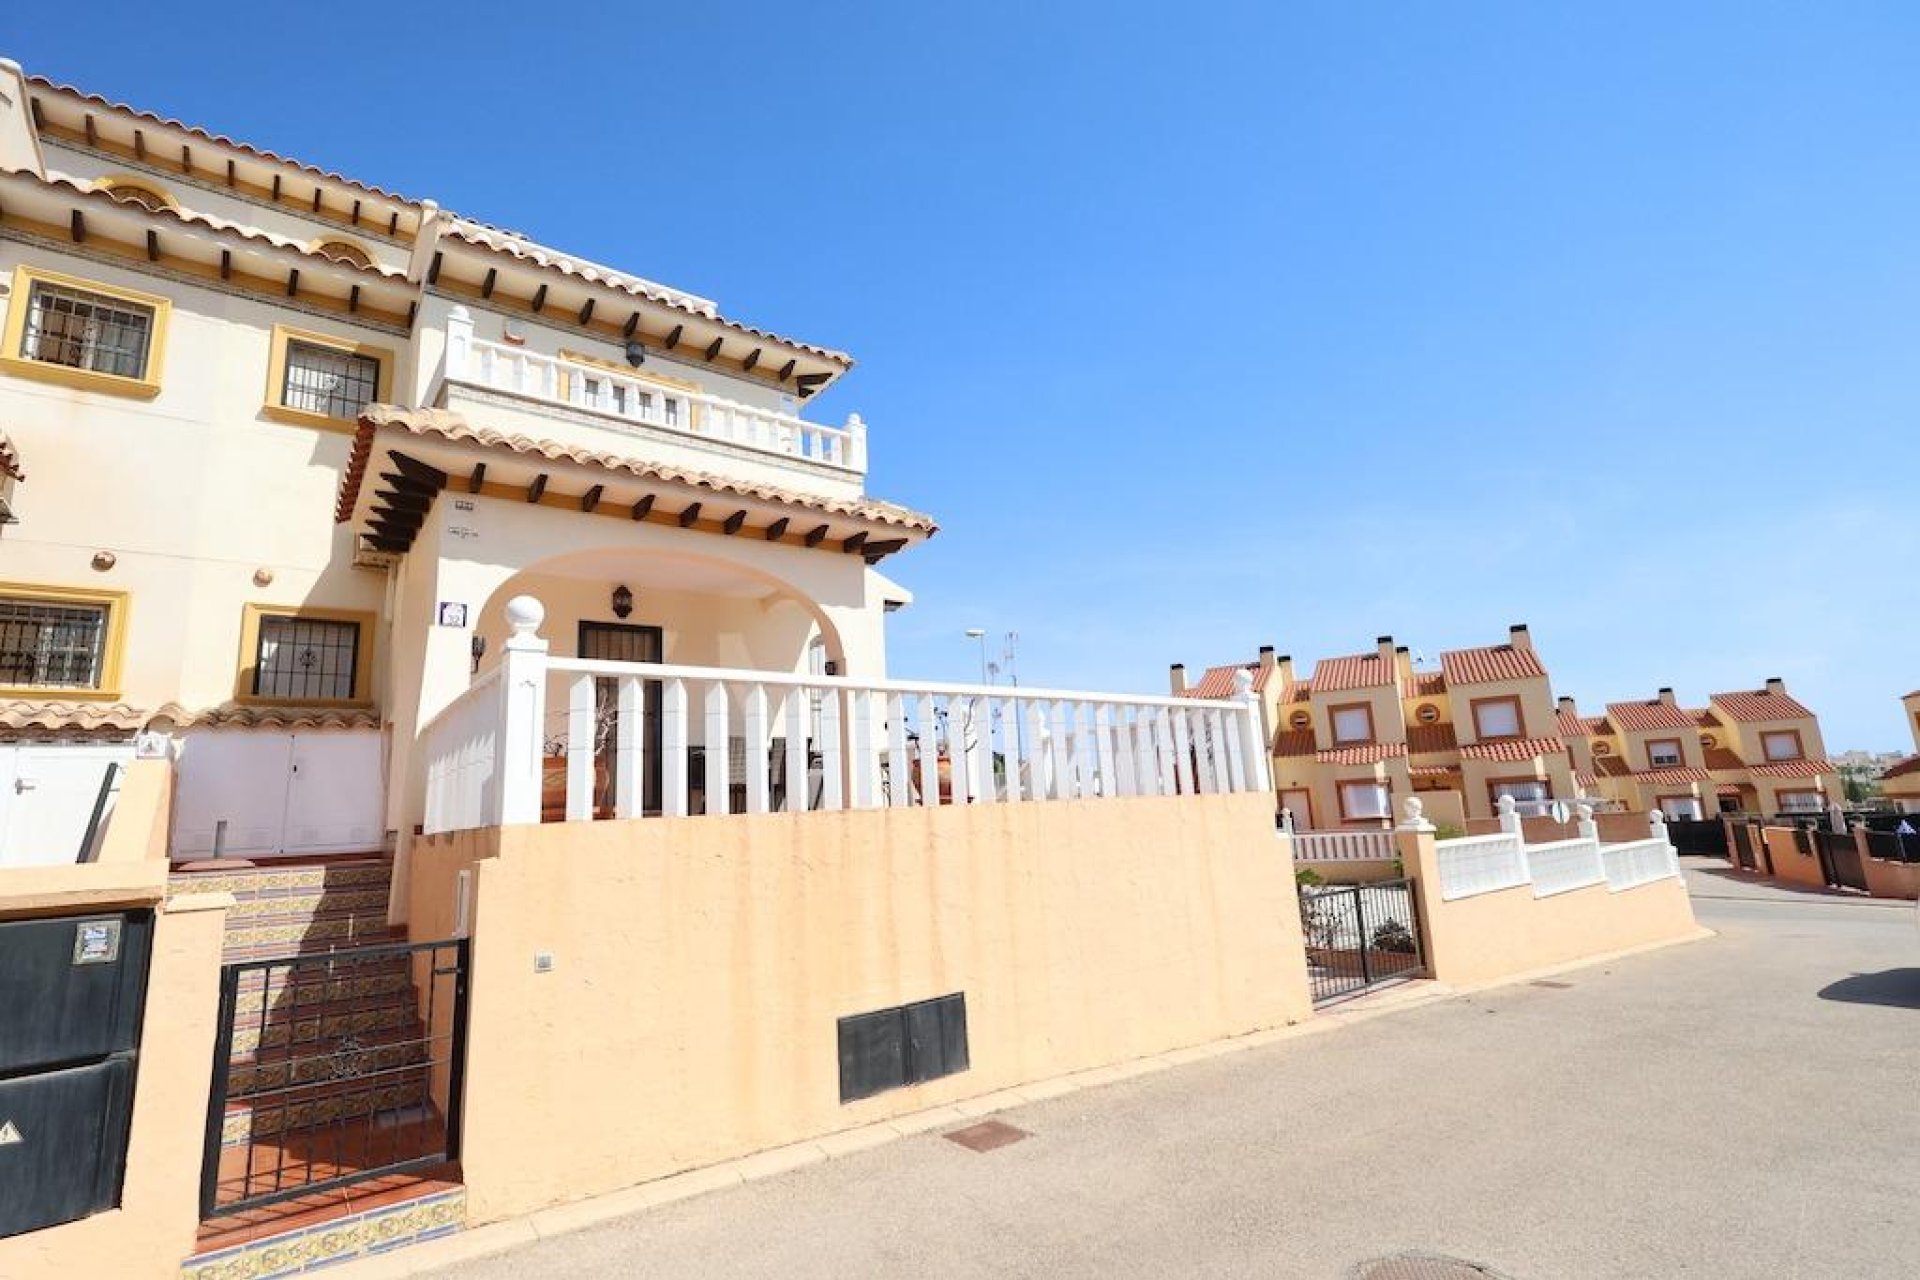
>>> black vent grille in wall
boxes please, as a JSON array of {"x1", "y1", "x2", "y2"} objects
[{"x1": 837, "y1": 993, "x2": 969, "y2": 1104}]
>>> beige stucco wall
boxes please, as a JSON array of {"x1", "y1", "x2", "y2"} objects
[
  {"x1": 0, "y1": 892, "x2": 230, "y2": 1280},
  {"x1": 1397, "y1": 829, "x2": 1701, "y2": 986},
  {"x1": 410, "y1": 792, "x2": 1309, "y2": 1223},
  {"x1": 0, "y1": 758, "x2": 172, "y2": 914}
]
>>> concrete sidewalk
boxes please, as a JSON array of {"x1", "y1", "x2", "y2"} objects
[{"x1": 417, "y1": 862, "x2": 1917, "y2": 1279}]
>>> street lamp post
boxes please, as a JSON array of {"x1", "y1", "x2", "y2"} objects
[{"x1": 965, "y1": 628, "x2": 989, "y2": 685}]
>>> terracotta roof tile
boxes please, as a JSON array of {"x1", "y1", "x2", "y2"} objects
[
  {"x1": 1458, "y1": 735, "x2": 1566, "y2": 763},
  {"x1": 0, "y1": 431, "x2": 22, "y2": 482},
  {"x1": 1709, "y1": 689, "x2": 1816, "y2": 723},
  {"x1": 1179, "y1": 662, "x2": 1271, "y2": 699},
  {"x1": 1407, "y1": 671, "x2": 1447, "y2": 697},
  {"x1": 1409, "y1": 763, "x2": 1457, "y2": 778},
  {"x1": 1629, "y1": 766, "x2": 1712, "y2": 786},
  {"x1": 1287, "y1": 682, "x2": 1312, "y2": 703},
  {"x1": 444, "y1": 223, "x2": 852, "y2": 369},
  {"x1": 153, "y1": 702, "x2": 382, "y2": 731},
  {"x1": 1310, "y1": 652, "x2": 1396, "y2": 692},
  {"x1": 1594, "y1": 755, "x2": 1631, "y2": 778},
  {"x1": 1406, "y1": 723, "x2": 1458, "y2": 754},
  {"x1": 1715, "y1": 783, "x2": 1743, "y2": 796},
  {"x1": 339, "y1": 407, "x2": 937, "y2": 537},
  {"x1": 1694, "y1": 709, "x2": 1722, "y2": 728},
  {"x1": 1882, "y1": 754, "x2": 1920, "y2": 780},
  {"x1": 1314, "y1": 741, "x2": 1408, "y2": 765},
  {"x1": 0, "y1": 169, "x2": 408, "y2": 280},
  {"x1": 1605, "y1": 699, "x2": 1698, "y2": 732},
  {"x1": 27, "y1": 75, "x2": 425, "y2": 206},
  {"x1": 1745, "y1": 758, "x2": 1835, "y2": 779},
  {"x1": 1272, "y1": 728, "x2": 1316, "y2": 758},
  {"x1": 1439, "y1": 643, "x2": 1545, "y2": 686},
  {"x1": 1574, "y1": 770, "x2": 1601, "y2": 789},
  {"x1": 0, "y1": 699, "x2": 146, "y2": 738},
  {"x1": 1556, "y1": 709, "x2": 1589, "y2": 737}
]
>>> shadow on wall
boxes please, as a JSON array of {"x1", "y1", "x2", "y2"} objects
[{"x1": 1817, "y1": 969, "x2": 1920, "y2": 1010}]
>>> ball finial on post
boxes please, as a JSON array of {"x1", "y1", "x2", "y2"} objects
[{"x1": 505, "y1": 595, "x2": 546, "y2": 641}]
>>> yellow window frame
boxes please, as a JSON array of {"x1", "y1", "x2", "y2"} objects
[
  {"x1": 262, "y1": 324, "x2": 395, "y2": 432},
  {"x1": 0, "y1": 264, "x2": 171, "y2": 400},
  {"x1": 0, "y1": 581, "x2": 131, "y2": 702},
  {"x1": 235, "y1": 603, "x2": 378, "y2": 706}
]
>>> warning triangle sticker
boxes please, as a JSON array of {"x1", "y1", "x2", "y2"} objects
[{"x1": 0, "y1": 1120, "x2": 21, "y2": 1146}]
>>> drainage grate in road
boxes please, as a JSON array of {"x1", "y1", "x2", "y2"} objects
[
  {"x1": 943, "y1": 1120, "x2": 1029, "y2": 1153},
  {"x1": 1351, "y1": 1252, "x2": 1513, "y2": 1279}
]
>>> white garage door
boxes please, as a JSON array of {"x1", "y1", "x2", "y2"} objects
[
  {"x1": 171, "y1": 729, "x2": 387, "y2": 859},
  {"x1": 0, "y1": 744, "x2": 135, "y2": 868}
]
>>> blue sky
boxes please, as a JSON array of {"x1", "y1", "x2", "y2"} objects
[{"x1": 11, "y1": 4, "x2": 1917, "y2": 746}]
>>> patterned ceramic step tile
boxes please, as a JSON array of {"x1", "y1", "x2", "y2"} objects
[
  {"x1": 221, "y1": 1079, "x2": 433, "y2": 1145},
  {"x1": 229, "y1": 1003, "x2": 417, "y2": 1056},
  {"x1": 233, "y1": 968, "x2": 410, "y2": 1017},
  {"x1": 224, "y1": 887, "x2": 394, "y2": 923},
  {"x1": 228, "y1": 1039, "x2": 429, "y2": 1096},
  {"x1": 181, "y1": 1186, "x2": 464, "y2": 1279}
]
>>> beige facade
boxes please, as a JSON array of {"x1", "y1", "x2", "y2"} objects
[{"x1": 1875, "y1": 691, "x2": 1920, "y2": 812}]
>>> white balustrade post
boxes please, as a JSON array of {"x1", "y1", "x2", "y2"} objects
[
  {"x1": 565, "y1": 671, "x2": 595, "y2": 822},
  {"x1": 1171, "y1": 707, "x2": 1194, "y2": 795},
  {"x1": 1648, "y1": 807, "x2": 1668, "y2": 842},
  {"x1": 704, "y1": 682, "x2": 731, "y2": 816},
  {"x1": 848, "y1": 688, "x2": 879, "y2": 809},
  {"x1": 1576, "y1": 803, "x2": 1598, "y2": 843},
  {"x1": 1233, "y1": 668, "x2": 1271, "y2": 795},
  {"x1": 1026, "y1": 701, "x2": 1052, "y2": 801},
  {"x1": 495, "y1": 596, "x2": 549, "y2": 826},
  {"x1": 1398, "y1": 795, "x2": 1435, "y2": 833},
  {"x1": 445, "y1": 304, "x2": 474, "y2": 383},
  {"x1": 1498, "y1": 793, "x2": 1522, "y2": 836},
  {"x1": 845, "y1": 413, "x2": 867, "y2": 472},
  {"x1": 1281, "y1": 806, "x2": 1296, "y2": 835},
  {"x1": 614, "y1": 675, "x2": 643, "y2": 819},
  {"x1": 782, "y1": 689, "x2": 808, "y2": 812},
  {"x1": 743, "y1": 683, "x2": 771, "y2": 815},
  {"x1": 818, "y1": 687, "x2": 844, "y2": 811},
  {"x1": 661, "y1": 678, "x2": 689, "y2": 817}
]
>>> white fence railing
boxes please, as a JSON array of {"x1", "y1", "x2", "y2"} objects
[
  {"x1": 1290, "y1": 829, "x2": 1398, "y2": 863},
  {"x1": 1431, "y1": 796, "x2": 1680, "y2": 902},
  {"x1": 1525, "y1": 837, "x2": 1607, "y2": 898},
  {"x1": 420, "y1": 597, "x2": 1272, "y2": 835},
  {"x1": 443, "y1": 307, "x2": 866, "y2": 474}
]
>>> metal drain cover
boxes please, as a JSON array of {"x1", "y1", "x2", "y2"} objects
[
  {"x1": 943, "y1": 1119, "x2": 1029, "y2": 1152},
  {"x1": 1351, "y1": 1253, "x2": 1512, "y2": 1280}
]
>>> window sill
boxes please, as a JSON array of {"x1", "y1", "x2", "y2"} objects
[
  {"x1": 0, "y1": 685, "x2": 123, "y2": 702},
  {"x1": 0, "y1": 355, "x2": 160, "y2": 400},
  {"x1": 261, "y1": 403, "x2": 361, "y2": 433}
]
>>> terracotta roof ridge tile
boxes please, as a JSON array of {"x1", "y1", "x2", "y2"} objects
[{"x1": 27, "y1": 75, "x2": 423, "y2": 206}]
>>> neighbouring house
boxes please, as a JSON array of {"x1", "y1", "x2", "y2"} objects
[
  {"x1": 1560, "y1": 679, "x2": 1840, "y2": 820},
  {"x1": 1179, "y1": 624, "x2": 1579, "y2": 830},
  {"x1": 0, "y1": 57, "x2": 1298, "y2": 1279},
  {"x1": 1876, "y1": 691, "x2": 1920, "y2": 814}
]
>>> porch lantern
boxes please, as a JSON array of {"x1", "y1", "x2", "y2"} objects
[{"x1": 610, "y1": 584, "x2": 634, "y2": 619}]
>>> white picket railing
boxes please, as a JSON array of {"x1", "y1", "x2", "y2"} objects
[
  {"x1": 1434, "y1": 833, "x2": 1530, "y2": 901},
  {"x1": 419, "y1": 597, "x2": 1271, "y2": 835},
  {"x1": 1602, "y1": 837, "x2": 1680, "y2": 892},
  {"x1": 1291, "y1": 830, "x2": 1398, "y2": 863},
  {"x1": 1525, "y1": 837, "x2": 1607, "y2": 898},
  {"x1": 1429, "y1": 796, "x2": 1681, "y2": 901},
  {"x1": 442, "y1": 308, "x2": 866, "y2": 474}
]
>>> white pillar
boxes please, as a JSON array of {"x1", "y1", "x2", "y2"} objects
[
  {"x1": 1498, "y1": 793, "x2": 1521, "y2": 836},
  {"x1": 1576, "y1": 803, "x2": 1598, "y2": 842},
  {"x1": 495, "y1": 596, "x2": 549, "y2": 827},
  {"x1": 1234, "y1": 668, "x2": 1271, "y2": 794},
  {"x1": 445, "y1": 304, "x2": 474, "y2": 382},
  {"x1": 1398, "y1": 795, "x2": 1435, "y2": 833}
]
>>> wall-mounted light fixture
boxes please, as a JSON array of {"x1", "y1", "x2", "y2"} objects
[
  {"x1": 470, "y1": 632, "x2": 487, "y2": 674},
  {"x1": 611, "y1": 584, "x2": 634, "y2": 619},
  {"x1": 623, "y1": 340, "x2": 647, "y2": 368}
]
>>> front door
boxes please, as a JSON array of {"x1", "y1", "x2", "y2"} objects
[{"x1": 578, "y1": 622, "x2": 663, "y2": 814}]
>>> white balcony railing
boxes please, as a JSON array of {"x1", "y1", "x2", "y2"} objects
[
  {"x1": 1431, "y1": 796, "x2": 1680, "y2": 901},
  {"x1": 1289, "y1": 829, "x2": 1398, "y2": 863},
  {"x1": 418, "y1": 598, "x2": 1272, "y2": 835},
  {"x1": 441, "y1": 306, "x2": 866, "y2": 475}
]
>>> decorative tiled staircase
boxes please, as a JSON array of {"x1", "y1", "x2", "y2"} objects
[{"x1": 170, "y1": 858, "x2": 466, "y2": 1278}]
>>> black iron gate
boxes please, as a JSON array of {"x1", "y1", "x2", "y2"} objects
[
  {"x1": 199, "y1": 937, "x2": 469, "y2": 1220},
  {"x1": 1297, "y1": 878, "x2": 1424, "y2": 1005}
]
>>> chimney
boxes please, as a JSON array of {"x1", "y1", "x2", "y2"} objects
[
  {"x1": 1394, "y1": 644, "x2": 1413, "y2": 683},
  {"x1": 1258, "y1": 645, "x2": 1277, "y2": 676},
  {"x1": 1376, "y1": 635, "x2": 1394, "y2": 667},
  {"x1": 1169, "y1": 663, "x2": 1187, "y2": 695},
  {"x1": 1764, "y1": 676, "x2": 1785, "y2": 696},
  {"x1": 1509, "y1": 623, "x2": 1532, "y2": 652},
  {"x1": 1276, "y1": 653, "x2": 1296, "y2": 685},
  {"x1": 1557, "y1": 696, "x2": 1577, "y2": 716},
  {"x1": 1657, "y1": 687, "x2": 1676, "y2": 707}
]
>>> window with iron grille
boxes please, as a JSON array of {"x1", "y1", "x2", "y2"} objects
[
  {"x1": 253, "y1": 615, "x2": 361, "y2": 700},
  {"x1": 281, "y1": 340, "x2": 381, "y2": 420},
  {"x1": 21, "y1": 282, "x2": 155, "y2": 380},
  {"x1": 0, "y1": 596, "x2": 110, "y2": 690}
]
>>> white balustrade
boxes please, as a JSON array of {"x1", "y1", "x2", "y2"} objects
[
  {"x1": 1524, "y1": 837, "x2": 1607, "y2": 898},
  {"x1": 420, "y1": 602, "x2": 1270, "y2": 832},
  {"x1": 1434, "y1": 832, "x2": 1530, "y2": 901},
  {"x1": 1290, "y1": 830, "x2": 1398, "y2": 863},
  {"x1": 1601, "y1": 837, "x2": 1680, "y2": 891},
  {"x1": 445, "y1": 321, "x2": 865, "y2": 475}
]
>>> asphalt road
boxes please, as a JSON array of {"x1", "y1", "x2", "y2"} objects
[{"x1": 430, "y1": 861, "x2": 1919, "y2": 1279}]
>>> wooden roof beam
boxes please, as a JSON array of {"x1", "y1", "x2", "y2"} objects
[
  {"x1": 722, "y1": 510, "x2": 747, "y2": 535},
  {"x1": 525, "y1": 473, "x2": 548, "y2": 503},
  {"x1": 530, "y1": 284, "x2": 547, "y2": 313},
  {"x1": 466, "y1": 463, "x2": 486, "y2": 493},
  {"x1": 69, "y1": 209, "x2": 84, "y2": 243},
  {"x1": 622, "y1": 312, "x2": 639, "y2": 338},
  {"x1": 678, "y1": 502, "x2": 703, "y2": 528},
  {"x1": 841, "y1": 531, "x2": 868, "y2": 555},
  {"x1": 764, "y1": 517, "x2": 790, "y2": 542},
  {"x1": 577, "y1": 298, "x2": 594, "y2": 326},
  {"x1": 803, "y1": 524, "x2": 829, "y2": 548},
  {"x1": 742, "y1": 348, "x2": 761, "y2": 373},
  {"x1": 387, "y1": 452, "x2": 450, "y2": 488},
  {"x1": 83, "y1": 114, "x2": 97, "y2": 146},
  {"x1": 630, "y1": 494, "x2": 655, "y2": 521},
  {"x1": 285, "y1": 267, "x2": 300, "y2": 298},
  {"x1": 703, "y1": 337, "x2": 724, "y2": 362},
  {"x1": 480, "y1": 267, "x2": 497, "y2": 299},
  {"x1": 776, "y1": 359, "x2": 796, "y2": 382},
  {"x1": 145, "y1": 229, "x2": 159, "y2": 262},
  {"x1": 581, "y1": 484, "x2": 604, "y2": 513},
  {"x1": 663, "y1": 324, "x2": 682, "y2": 351}
]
